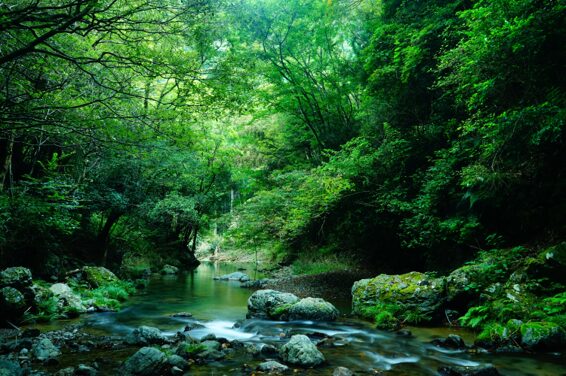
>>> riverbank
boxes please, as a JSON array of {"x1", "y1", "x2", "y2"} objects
[{"x1": 1, "y1": 262, "x2": 565, "y2": 375}]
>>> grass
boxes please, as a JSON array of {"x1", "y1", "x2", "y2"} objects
[{"x1": 291, "y1": 253, "x2": 357, "y2": 275}]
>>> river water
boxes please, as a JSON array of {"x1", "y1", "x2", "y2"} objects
[{"x1": 37, "y1": 262, "x2": 566, "y2": 375}]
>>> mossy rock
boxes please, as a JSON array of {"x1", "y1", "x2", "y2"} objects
[
  {"x1": 81, "y1": 266, "x2": 119, "y2": 288},
  {"x1": 247, "y1": 289, "x2": 300, "y2": 319},
  {"x1": 0, "y1": 267, "x2": 32, "y2": 289},
  {"x1": 520, "y1": 321, "x2": 566, "y2": 350},
  {"x1": 0, "y1": 286, "x2": 27, "y2": 321},
  {"x1": 352, "y1": 272, "x2": 446, "y2": 323},
  {"x1": 287, "y1": 297, "x2": 340, "y2": 321}
]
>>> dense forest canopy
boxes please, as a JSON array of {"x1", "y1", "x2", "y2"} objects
[{"x1": 0, "y1": 0, "x2": 565, "y2": 275}]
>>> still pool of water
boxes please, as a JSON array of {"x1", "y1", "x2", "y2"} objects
[{"x1": 32, "y1": 262, "x2": 566, "y2": 375}]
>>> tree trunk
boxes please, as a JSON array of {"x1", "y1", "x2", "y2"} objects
[
  {"x1": 98, "y1": 211, "x2": 121, "y2": 265},
  {"x1": 0, "y1": 131, "x2": 14, "y2": 191}
]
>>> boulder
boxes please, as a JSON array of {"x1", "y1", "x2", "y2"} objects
[
  {"x1": 287, "y1": 297, "x2": 340, "y2": 321},
  {"x1": 0, "y1": 287, "x2": 27, "y2": 320},
  {"x1": 81, "y1": 266, "x2": 119, "y2": 288},
  {"x1": 49, "y1": 283, "x2": 86, "y2": 313},
  {"x1": 122, "y1": 347, "x2": 166, "y2": 376},
  {"x1": 445, "y1": 264, "x2": 483, "y2": 307},
  {"x1": 126, "y1": 326, "x2": 168, "y2": 345},
  {"x1": 0, "y1": 267, "x2": 32, "y2": 289},
  {"x1": 431, "y1": 334, "x2": 466, "y2": 350},
  {"x1": 257, "y1": 360, "x2": 289, "y2": 373},
  {"x1": 194, "y1": 340, "x2": 225, "y2": 361},
  {"x1": 438, "y1": 365, "x2": 500, "y2": 376},
  {"x1": 0, "y1": 359, "x2": 24, "y2": 376},
  {"x1": 352, "y1": 272, "x2": 446, "y2": 322},
  {"x1": 214, "y1": 272, "x2": 250, "y2": 282},
  {"x1": 333, "y1": 367, "x2": 354, "y2": 376},
  {"x1": 160, "y1": 265, "x2": 179, "y2": 275},
  {"x1": 247, "y1": 289, "x2": 299, "y2": 319},
  {"x1": 167, "y1": 355, "x2": 189, "y2": 370},
  {"x1": 33, "y1": 338, "x2": 61, "y2": 362},
  {"x1": 520, "y1": 322, "x2": 566, "y2": 350},
  {"x1": 75, "y1": 364, "x2": 98, "y2": 376},
  {"x1": 279, "y1": 334, "x2": 325, "y2": 367}
]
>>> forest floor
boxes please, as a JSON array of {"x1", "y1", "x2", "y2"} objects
[{"x1": 262, "y1": 268, "x2": 373, "y2": 305}]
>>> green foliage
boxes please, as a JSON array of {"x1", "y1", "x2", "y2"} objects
[
  {"x1": 79, "y1": 280, "x2": 135, "y2": 311},
  {"x1": 24, "y1": 297, "x2": 61, "y2": 323},
  {"x1": 184, "y1": 344, "x2": 207, "y2": 356}
]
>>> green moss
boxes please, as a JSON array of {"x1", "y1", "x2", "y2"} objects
[
  {"x1": 375, "y1": 311, "x2": 400, "y2": 330},
  {"x1": 270, "y1": 302, "x2": 293, "y2": 318},
  {"x1": 184, "y1": 344, "x2": 206, "y2": 356}
]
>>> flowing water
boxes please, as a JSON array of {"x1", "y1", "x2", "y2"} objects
[{"x1": 33, "y1": 262, "x2": 566, "y2": 375}]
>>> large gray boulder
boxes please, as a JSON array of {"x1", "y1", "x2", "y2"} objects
[
  {"x1": 352, "y1": 271, "x2": 446, "y2": 323},
  {"x1": 49, "y1": 283, "x2": 86, "y2": 313},
  {"x1": 279, "y1": 334, "x2": 325, "y2": 367},
  {"x1": 214, "y1": 271, "x2": 250, "y2": 282},
  {"x1": 287, "y1": 297, "x2": 339, "y2": 321},
  {"x1": 122, "y1": 347, "x2": 166, "y2": 376},
  {"x1": 0, "y1": 267, "x2": 32, "y2": 289},
  {"x1": 126, "y1": 326, "x2": 168, "y2": 345},
  {"x1": 247, "y1": 289, "x2": 299, "y2": 319},
  {"x1": 33, "y1": 338, "x2": 61, "y2": 362}
]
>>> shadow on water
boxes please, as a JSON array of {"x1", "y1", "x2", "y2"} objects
[{"x1": 31, "y1": 262, "x2": 566, "y2": 375}]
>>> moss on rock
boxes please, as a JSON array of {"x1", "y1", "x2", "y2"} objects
[
  {"x1": 352, "y1": 272, "x2": 446, "y2": 324},
  {"x1": 81, "y1": 266, "x2": 119, "y2": 288}
]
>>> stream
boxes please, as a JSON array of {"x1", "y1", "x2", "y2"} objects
[{"x1": 33, "y1": 262, "x2": 566, "y2": 375}]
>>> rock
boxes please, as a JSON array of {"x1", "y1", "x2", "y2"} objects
[
  {"x1": 75, "y1": 364, "x2": 98, "y2": 376},
  {"x1": 160, "y1": 265, "x2": 179, "y2": 275},
  {"x1": 33, "y1": 338, "x2": 61, "y2": 362},
  {"x1": 0, "y1": 286, "x2": 27, "y2": 320},
  {"x1": 54, "y1": 368, "x2": 75, "y2": 376},
  {"x1": 196, "y1": 340, "x2": 225, "y2": 361},
  {"x1": 0, "y1": 267, "x2": 32, "y2": 289},
  {"x1": 49, "y1": 283, "x2": 72, "y2": 296},
  {"x1": 49, "y1": 283, "x2": 86, "y2": 313},
  {"x1": 431, "y1": 334, "x2": 466, "y2": 349},
  {"x1": 257, "y1": 360, "x2": 289, "y2": 373},
  {"x1": 241, "y1": 279, "x2": 272, "y2": 288},
  {"x1": 520, "y1": 322, "x2": 566, "y2": 350},
  {"x1": 352, "y1": 271, "x2": 446, "y2": 323},
  {"x1": 287, "y1": 297, "x2": 340, "y2": 321},
  {"x1": 0, "y1": 359, "x2": 24, "y2": 376},
  {"x1": 279, "y1": 334, "x2": 325, "y2": 367},
  {"x1": 247, "y1": 289, "x2": 300, "y2": 319},
  {"x1": 214, "y1": 272, "x2": 250, "y2": 282},
  {"x1": 183, "y1": 322, "x2": 205, "y2": 331},
  {"x1": 395, "y1": 329, "x2": 413, "y2": 337},
  {"x1": 170, "y1": 312, "x2": 192, "y2": 318},
  {"x1": 81, "y1": 266, "x2": 119, "y2": 288},
  {"x1": 167, "y1": 355, "x2": 189, "y2": 370},
  {"x1": 438, "y1": 365, "x2": 500, "y2": 376},
  {"x1": 333, "y1": 366, "x2": 354, "y2": 376},
  {"x1": 445, "y1": 264, "x2": 482, "y2": 307},
  {"x1": 32, "y1": 283, "x2": 53, "y2": 306},
  {"x1": 126, "y1": 326, "x2": 168, "y2": 345},
  {"x1": 122, "y1": 347, "x2": 166, "y2": 376}
]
